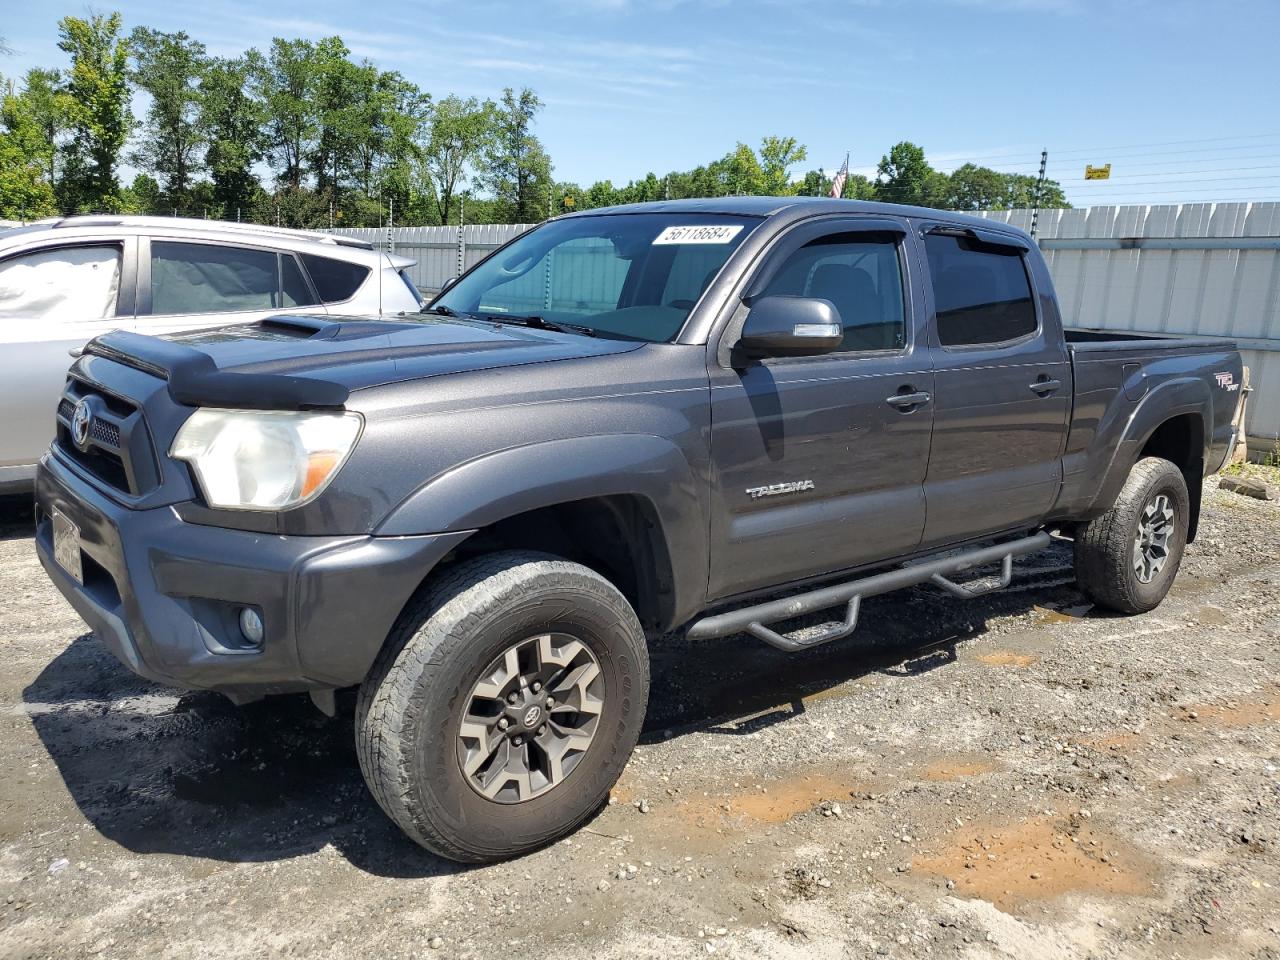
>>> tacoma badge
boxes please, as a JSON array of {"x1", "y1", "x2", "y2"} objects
[{"x1": 746, "y1": 480, "x2": 815, "y2": 499}]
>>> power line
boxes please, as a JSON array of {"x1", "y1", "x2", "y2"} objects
[
  {"x1": 846, "y1": 133, "x2": 1280, "y2": 171},
  {"x1": 1058, "y1": 174, "x2": 1280, "y2": 188}
]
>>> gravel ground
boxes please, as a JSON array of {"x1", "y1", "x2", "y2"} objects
[{"x1": 0, "y1": 475, "x2": 1277, "y2": 960}]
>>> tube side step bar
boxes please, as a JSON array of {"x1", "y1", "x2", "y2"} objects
[{"x1": 685, "y1": 532, "x2": 1052, "y2": 653}]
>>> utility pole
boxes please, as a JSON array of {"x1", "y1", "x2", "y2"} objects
[
  {"x1": 387, "y1": 195, "x2": 395, "y2": 256},
  {"x1": 1030, "y1": 149, "x2": 1048, "y2": 239}
]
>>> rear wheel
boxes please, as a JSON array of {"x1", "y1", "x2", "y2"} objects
[
  {"x1": 1073, "y1": 456, "x2": 1190, "y2": 614},
  {"x1": 355, "y1": 551, "x2": 648, "y2": 862}
]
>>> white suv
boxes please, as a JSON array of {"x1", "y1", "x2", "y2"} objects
[{"x1": 0, "y1": 216, "x2": 421, "y2": 492}]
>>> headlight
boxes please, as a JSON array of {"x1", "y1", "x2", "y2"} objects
[{"x1": 171, "y1": 408, "x2": 363, "y2": 511}]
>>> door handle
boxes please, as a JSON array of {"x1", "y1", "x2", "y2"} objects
[
  {"x1": 886, "y1": 391, "x2": 931, "y2": 411},
  {"x1": 1029, "y1": 378, "x2": 1062, "y2": 396}
]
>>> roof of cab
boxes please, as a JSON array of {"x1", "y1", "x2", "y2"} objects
[{"x1": 563, "y1": 195, "x2": 1030, "y2": 238}]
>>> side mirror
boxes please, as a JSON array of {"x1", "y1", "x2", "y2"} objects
[
  {"x1": 735, "y1": 296, "x2": 843, "y2": 361},
  {"x1": 439, "y1": 276, "x2": 458, "y2": 293}
]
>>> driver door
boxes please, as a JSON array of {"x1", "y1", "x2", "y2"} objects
[{"x1": 706, "y1": 218, "x2": 934, "y2": 601}]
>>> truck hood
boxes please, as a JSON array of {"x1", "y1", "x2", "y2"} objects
[{"x1": 85, "y1": 314, "x2": 644, "y2": 409}]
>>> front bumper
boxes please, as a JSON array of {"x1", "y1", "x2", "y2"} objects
[{"x1": 35, "y1": 452, "x2": 470, "y2": 699}]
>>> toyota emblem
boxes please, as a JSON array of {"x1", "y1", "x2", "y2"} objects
[
  {"x1": 523, "y1": 705, "x2": 542, "y2": 728},
  {"x1": 71, "y1": 399, "x2": 92, "y2": 450}
]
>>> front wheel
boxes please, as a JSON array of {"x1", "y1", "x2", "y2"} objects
[
  {"x1": 1073, "y1": 456, "x2": 1190, "y2": 614},
  {"x1": 355, "y1": 551, "x2": 649, "y2": 862}
]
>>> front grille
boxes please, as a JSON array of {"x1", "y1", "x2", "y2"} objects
[
  {"x1": 54, "y1": 378, "x2": 158, "y2": 496},
  {"x1": 89, "y1": 418, "x2": 121, "y2": 447}
]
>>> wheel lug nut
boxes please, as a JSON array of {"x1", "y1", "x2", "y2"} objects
[
  {"x1": 532, "y1": 681, "x2": 541, "y2": 692},
  {"x1": 507, "y1": 693, "x2": 519, "y2": 705},
  {"x1": 513, "y1": 736, "x2": 523, "y2": 746},
  {"x1": 498, "y1": 718, "x2": 510, "y2": 730},
  {"x1": 537, "y1": 725, "x2": 546, "y2": 736},
  {"x1": 546, "y1": 697, "x2": 555, "y2": 708}
]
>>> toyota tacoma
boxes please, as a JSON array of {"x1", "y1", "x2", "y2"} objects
[{"x1": 34, "y1": 197, "x2": 1243, "y2": 862}]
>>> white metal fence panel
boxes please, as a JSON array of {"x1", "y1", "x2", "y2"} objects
[
  {"x1": 976, "y1": 203, "x2": 1280, "y2": 450},
  {"x1": 333, "y1": 224, "x2": 534, "y2": 293}
]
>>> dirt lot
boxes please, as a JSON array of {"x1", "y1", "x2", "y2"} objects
[{"x1": 1, "y1": 475, "x2": 1278, "y2": 960}]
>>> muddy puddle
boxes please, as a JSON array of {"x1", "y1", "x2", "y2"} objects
[{"x1": 913, "y1": 814, "x2": 1157, "y2": 915}]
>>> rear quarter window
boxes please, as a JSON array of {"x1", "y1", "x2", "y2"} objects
[{"x1": 300, "y1": 254, "x2": 371, "y2": 303}]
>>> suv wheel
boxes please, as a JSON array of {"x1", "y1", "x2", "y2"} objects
[
  {"x1": 1073, "y1": 456, "x2": 1190, "y2": 614},
  {"x1": 356, "y1": 551, "x2": 649, "y2": 862}
]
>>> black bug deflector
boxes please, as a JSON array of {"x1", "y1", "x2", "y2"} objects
[{"x1": 85, "y1": 329, "x2": 351, "y2": 411}]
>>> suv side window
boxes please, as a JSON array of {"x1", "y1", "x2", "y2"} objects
[
  {"x1": 757, "y1": 233, "x2": 906, "y2": 352},
  {"x1": 300, "y1": 253, "x2": 371, "y2": 304},
  {"x1": 0, "y1": 245, "x2": 123, "y2": 321},
  {"x1": 925, "y1": 233, "x2": 1036, "y2": 347},
  {"x1": 151, "y1": 242, "x2": 317, "y2": 315}
]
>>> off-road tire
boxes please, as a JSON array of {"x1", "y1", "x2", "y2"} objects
[
  {"x1": 1074, "y1": 456, "x2": 1190, "y2": 614},
  {"x1": 355, "y1": 550, "x2": 649, "y2": 862}
]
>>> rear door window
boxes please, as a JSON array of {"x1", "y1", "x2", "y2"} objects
[
  {"x1": 150, "y1": 242, "x2": 319, "y2": 315},
  {"x1": 0, "y1": 245, "x2": 123, "y2": 321},
  {"x1": 925, "y1": 233, "x2": 1037, "y2": 347},
  {"x1": 300, "y1": 254, "x2": 371, "y2": 304}
]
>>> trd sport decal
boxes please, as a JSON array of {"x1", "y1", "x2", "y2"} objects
[{"x1": 1215, "y1": 372, "x2": 1239, "y2": 392}]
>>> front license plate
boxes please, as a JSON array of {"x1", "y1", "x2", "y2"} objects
[{"x1": 53, "y1": 511, "x2": 84, "y2": 585}]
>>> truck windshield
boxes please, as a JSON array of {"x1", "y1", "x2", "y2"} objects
[{"x1": 429, "y1": 213, "x2": 761, "y2": 342}]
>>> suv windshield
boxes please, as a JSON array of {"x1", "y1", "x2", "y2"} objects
[{"x1": 430, "y1": 213, "x2": 761, "y2": 342}]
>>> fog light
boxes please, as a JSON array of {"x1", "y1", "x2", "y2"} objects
[{"x1": 238, "y1": 607, "x2": 264, "y2": 646}]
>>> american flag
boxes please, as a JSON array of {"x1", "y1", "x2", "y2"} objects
[{"x1": 829, "y1": 153, "x2": 850, "y2": 199}]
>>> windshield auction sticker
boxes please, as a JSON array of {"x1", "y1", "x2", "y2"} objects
[{"x1": 652, "y1": 224, "x2": 744, "y2": 245}]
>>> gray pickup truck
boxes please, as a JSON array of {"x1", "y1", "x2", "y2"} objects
[{"x1": 34, "y1": 197, "x2": 1242, "y2": 862}]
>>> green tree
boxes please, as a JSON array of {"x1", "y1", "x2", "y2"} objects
[
  {"x1": 420, "y1": 94, "x2": 496, "y2": 224},
  {"x1": 711, "y1": 142, "x2": 765, "y2": 196},
  {"x1": 123, "y1": 172, "x2": 162, "y2": 214},
  {"x1": 256, "y1": 38, "x2": 316, "y2": 191},
  {"x1": 200, "y1": 54, "x2": 266, "y2": 219},
  {"x1": 1003, "y1": 171, "x2": 1068, "y2": 209},
  {"x1": 758, "y1": 135, "x2": 807, "y2": 195},
  {"x1": 359, "y1": 68, "x2": 430, "y2": 218},
  {"x1": 482, "y1": 87, "x2": 551, "y2": 222},
  {"x1": 14, "y1": 69, "x2": 68, "y2": 185},
  {"x1": 129, "y1": 28, "x2": 207, "y2": 212},
  {"x1": 309, "y1": 37, "x2": 361, "y2": 198},
  {"x1": 874, "y1": 141, "x2": 935, "y2": 206},
  {"x1": 0, "y1": 79, "x2": 59, "y2": 219},
  {"x1": 943, "y1": 163, "x2": 1007, "y2": 210},
  {"x1": 57, "y1": 13, "x2": 133, "y2": 212}
]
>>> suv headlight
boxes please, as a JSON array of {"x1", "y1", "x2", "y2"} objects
[{"x1": 171, "y1": 408, "x2": 363, "y2": 511}]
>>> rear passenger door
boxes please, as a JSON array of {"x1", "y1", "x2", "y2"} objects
[
  {"x1": 918, "y1": 226, "x2": 1070, "y2": 548},
  {"x1": 707, "y1": 218, "x2": 933, "y2": 600},
  {"x1": 136, "y1": 239, "x2": 325, "y2": 335}
]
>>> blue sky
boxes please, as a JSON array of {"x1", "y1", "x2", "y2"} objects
[{"x1": 4, "y1": 0, "x2": 1280, "y2": 207}]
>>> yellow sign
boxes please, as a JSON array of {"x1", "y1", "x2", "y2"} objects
[
  {"x1": 563, "y1": 195, "x2": 576, "y2": 208},
  {"x1": 1084, "y1": 163, "x2": 1112, "y2": 180}
]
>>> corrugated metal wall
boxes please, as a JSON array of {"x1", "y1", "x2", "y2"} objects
[
  {"x1": 341, "y1": 202, "x2": 1279, "y2": 451},
  {"x1": 334, "y1": 224, "x2": 533, "y2": 293},
  {"x1": 974, "y1": 203, "x2": 1280, "y2": 451}
]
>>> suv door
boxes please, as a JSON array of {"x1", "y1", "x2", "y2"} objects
[
  {"x1": 0, "y1": 238, "x2": 136, "y2": 481},
  {"x1": 707, "y1": 218, "x2": 933, "y2": 600},
  {"x1": 918, "y1": 225, "x2": 1070, "y2": 547},
  {"x1": 136, "y1": 238, "x2": 325, "y2": 336}
]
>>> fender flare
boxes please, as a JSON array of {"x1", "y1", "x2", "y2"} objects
[
  {"x1": 376, "y1": 434, "x2": 708, "y2": 624},
  {"x1": 1085, "y1": 376, "x2": 1210, "y2": 518}
]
